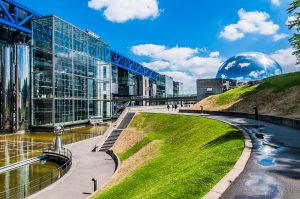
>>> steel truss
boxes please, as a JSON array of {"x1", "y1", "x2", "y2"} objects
[
  {"x1": 111, "y1": 50, "x2": 159, "y2": 80},
  {"x1": 0, "y1": 0, "x2": 41, "y2": 34}
]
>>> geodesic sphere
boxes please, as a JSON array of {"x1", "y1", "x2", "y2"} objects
[{"x1": 216, "y1": 52, "x2": 283, "y2": 81}]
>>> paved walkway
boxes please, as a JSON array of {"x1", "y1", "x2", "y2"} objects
[
  {"x1": 136, "y1": 107, "x2": 300, "y2": 199},
  {"x1": 28, "y1": 135, "x2": 115, "y2": 199}
]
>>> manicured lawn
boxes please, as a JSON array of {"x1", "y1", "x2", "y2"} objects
[
  {"x1": 95, "y1": 113, "x2": 244, "y2": 199},
  {"x1": 257, "y1": 71, "x2": 300, "y2": 92},
  {"x1": 205, "y1": 71, "x2": 300, "y2": 108},
  {"x1": 212, "y1": 85, "x2": 256, "y2": 106}
]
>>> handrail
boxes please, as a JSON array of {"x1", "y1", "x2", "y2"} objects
[{"x1": 0, "y1": 147, "x2": 72, "y2": 199}]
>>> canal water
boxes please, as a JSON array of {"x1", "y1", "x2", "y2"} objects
[{"x1": 0, "y1": 125, "x2": 108, "y2": 196}]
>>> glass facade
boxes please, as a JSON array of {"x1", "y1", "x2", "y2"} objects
[
  {"x1": 173, "y1": 81, "x2": 183, "y2": 97},
  {"x1": 156, "y1": 75, "x2": 173, "y2": 98},
  {"x1": 118, "y1": 68, "x2": 139, "y2": 96},
  {"x1": 32, "y1": 16, "x2": 111, "y2": 126}
]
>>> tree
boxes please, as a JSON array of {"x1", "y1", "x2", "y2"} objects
[{"x1": 288, "y1": 0, "x2": 300, "y2": 64}]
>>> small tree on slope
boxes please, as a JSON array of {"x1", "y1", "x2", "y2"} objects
[{"x1": 288, "y1": 0, "x2": 300, "y2": 65}]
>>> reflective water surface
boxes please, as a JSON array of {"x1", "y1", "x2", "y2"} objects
[{"x1": 0, "y1": 125, "x2": 108, "y2": 195}]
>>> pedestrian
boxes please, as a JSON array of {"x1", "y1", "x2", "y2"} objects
[
  {"x1": 167, "y1": 104, "x2": 170, "y2": 111},
  {"x1": 175, "y1": 104, "x2": 178, "y2": 110},
  {"x1": 172, "y1": 104, "x2": 174, "y2": 110}
]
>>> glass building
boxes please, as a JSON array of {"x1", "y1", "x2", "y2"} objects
[
  {"x1": 31, "y1": 15, "x2": 111, "y2": 127},
  {"x1": 173, "y1": 81, "x2": 183, "y2": 97},
  {"x1": 157, "y1": 75, "x2": 174, "y2": 98}
]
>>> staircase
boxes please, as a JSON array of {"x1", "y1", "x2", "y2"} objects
[{"x1": 99, "y1": 111, "x2": 136, "y2": 152}]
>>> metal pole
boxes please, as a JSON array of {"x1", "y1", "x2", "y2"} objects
[
  {"x1": 92, "y1": 178, "x2": 97, "y2": 192},
  {"x1": 253, "y1": 107, "x2": 258, "y2": 120}
]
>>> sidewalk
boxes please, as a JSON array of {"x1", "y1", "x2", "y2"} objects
[{"x1": 28, "y1": 135, "x2": 115, "y2": 199}]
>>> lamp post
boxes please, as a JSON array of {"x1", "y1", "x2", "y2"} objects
[{"x1": 54, "y1": 124, "x2": 64, "y2": 152}]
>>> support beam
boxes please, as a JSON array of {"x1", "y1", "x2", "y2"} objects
[
  {"x1": 111, "y1": 50, "x2": 159, "y2": 80},
  {"x1": 0, "y1": 0, "x2": 15, "y2": 23},
  {"x1": 0, "y1": 0, "x2": 41, "y2": 34},
  {"x1": 18, "y1": 13, "x2": 33, "y2": 26}
]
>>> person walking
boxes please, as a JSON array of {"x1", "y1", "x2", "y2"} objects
[
  {"x1": 175, "y1": 104, "x2": 178, "y2": 110},
  {"x1": 167, "y1": 104, "x2": 170, "y2": 111},
  {"x1": 172, "y1": 104, "x2": 174, "y2": 111}
]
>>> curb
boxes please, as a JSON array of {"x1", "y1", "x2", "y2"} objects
[{"x1": 202, "y1": 119, "x2": 253, "y2": 199}]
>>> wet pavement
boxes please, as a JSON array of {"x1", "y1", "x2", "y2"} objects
[{"x1": 208, "y1": 116, "x2": 300, "y2": 199}]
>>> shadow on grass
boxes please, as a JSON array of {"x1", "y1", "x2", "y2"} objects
[{"x1": 203, "y1": 130, "x2": 243, "y2": 149}]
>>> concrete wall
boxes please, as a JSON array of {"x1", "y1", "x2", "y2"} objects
[{"x1": 196, "y1": 78, "x2": 223, "y2": 100}]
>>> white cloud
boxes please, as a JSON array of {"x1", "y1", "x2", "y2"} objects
[
  {"x1": 249, "y1": 70, "x2": 265, "y2": 78},
  {"x1": 220, "y1": 9, "x2": 279, "y2": 41},
  {"x1": 271, "y1": 0, "x2": 280, "y2": 6},
  {"x1": 131, "y1": 44, "x2": 224, "y2": 94},
  {"x1": 270, "y1": 48, "x2": 299, "y2": 73},
  {"x1": 220, "y1": 24, "x2": 245, "y2": 41},
  {"x1": 142, "y1": 60, "x2": 170, "y2": 71},
  {"x1": 209, "y1": 51, "x2": 220, "y2": 58},
  {"x1": 162, "y1": 71, "x2": 196, "y2": 94},
  {"x1": 88, "y1": 0, "x2": 160, "y2": 23},
  {"x1": 131, "y1": 44, "x2": 198, "y2": 62},
  {"x1": 273, "y1": 33, "x2": 288, "y2": 42},
  {"x1": 239, "y1": 63, "x2": 250, "y2": 68},
  {"x1": 225, "y1": 61, "x2": 236, "y2": 70},
  {"x1": 286, "y1": 16, "x2": 296, "y2": 26}
]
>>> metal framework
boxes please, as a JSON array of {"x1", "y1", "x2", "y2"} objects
[
  {"x1": 111, "y1": 50, "x2": 159, "y2": 80},
  {"x1": 0, "y1": 0, "x2": 41, "y2": 34}
]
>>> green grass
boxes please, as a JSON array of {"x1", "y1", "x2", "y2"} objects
[
  {"x1": 211, "y1": 71, "x2": 300, "y2": 106},
  {"x1": 95, "y1": 113, "x2": 244, "y2": 199},
  {"x1": 213, "y1": 85, "x2": 256, "y2": 106},
  {"x1": 257, "y1": 71, "x2": 300, "y2": 92}
]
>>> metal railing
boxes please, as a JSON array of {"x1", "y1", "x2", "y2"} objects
[{"x1": 0, "y1": 147, "x2": 72, "y2": 199}]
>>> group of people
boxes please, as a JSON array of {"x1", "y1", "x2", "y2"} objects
[{"x1": 167, "y1": 104, "x2": 178, "y2": 111}]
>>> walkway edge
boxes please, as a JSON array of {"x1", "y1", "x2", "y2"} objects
[{"x1": 202, "y1": 119, "x2": 253, "y2": 199}]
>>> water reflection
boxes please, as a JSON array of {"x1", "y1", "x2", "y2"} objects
[{"x1": 0, "y1": 125, "x2": 108, "y2": 195}]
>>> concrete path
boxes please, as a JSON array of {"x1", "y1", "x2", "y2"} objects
[
  {"x1": 28, "y1": 136, "x2": 115, "y2": 199},
  {"x1": 136, "y1": 107, "x2": 300, "y2": 199}
]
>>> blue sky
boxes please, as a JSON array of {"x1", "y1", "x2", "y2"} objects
[{"x1": 20, "y1": 0, "x2": 298, "y2": 93}]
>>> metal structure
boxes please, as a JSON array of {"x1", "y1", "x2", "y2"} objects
[
  {"x1": 0, "y1": 0, "x2": 41, "y2": 34},
  {"x1": 112, "y1": 96, "x2": 197, "y2": 103},
  {"x1": 0, "y1": 147, "x2": 72, "y2": 199},
  {"x1": 111, "y1": 50, "x2": 159, "y2": 81},
  {"x1": 54, "y1": 124, "x2": 64, "y2": 152}
]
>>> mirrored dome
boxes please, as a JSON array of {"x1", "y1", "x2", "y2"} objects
[{"x1": 216, "y1": 52, "x2": 283, "y2": 81}]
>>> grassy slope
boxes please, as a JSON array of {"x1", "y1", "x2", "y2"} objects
[
  {"x1": 95, "y1": 113, "x2": 244, "y2": 199},
  {"x1": 194, "y1": 72, "x2": 300, "y2": 118}
]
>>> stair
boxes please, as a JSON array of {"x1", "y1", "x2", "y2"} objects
[
  {"x1": 117, "y1": 112, "x2": 136, "y2": 129},
  {"x1": 99, "y1": 129, "x2": 123, "y2": 152},
  {"x1": 99, "y1": 111, "x2": 136, "y2": 152}
]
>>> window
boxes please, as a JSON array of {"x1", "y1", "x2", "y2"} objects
[{"x1": 103, "y1": 66, "x2": 107, "y2": 78}]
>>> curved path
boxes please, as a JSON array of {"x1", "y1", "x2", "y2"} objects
[
  {"x1": 28, "y1": 135, "x2": 115, "y2": 199},
  {"x1": 136, "y1": 107, "x2": 300, "y2": 199}
]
